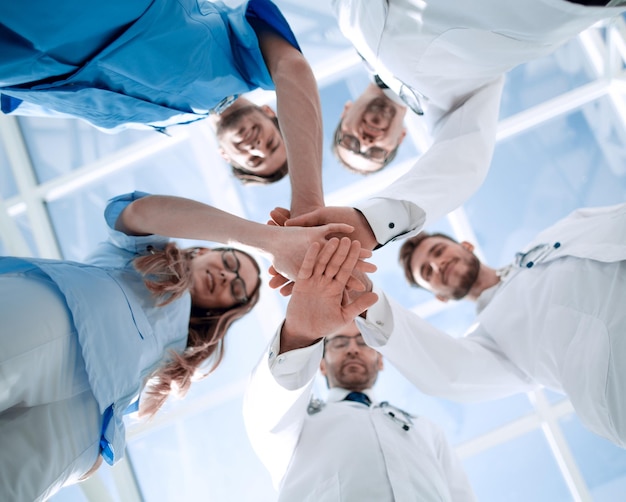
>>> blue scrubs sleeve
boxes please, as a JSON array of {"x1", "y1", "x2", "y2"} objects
[{"x1": 245, "y1": 0, "x2": 301, "y2": 52}]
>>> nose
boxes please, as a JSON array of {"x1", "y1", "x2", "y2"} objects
[
  {"x1": 360, "y1": 132, "x2": 375, "y2": 145},
  {"x1": 220, "y1": 269, "x2": 237, "y2": 283},
  {"x1": 345, "y1": 339, "x2": 361, "y2": 353}
]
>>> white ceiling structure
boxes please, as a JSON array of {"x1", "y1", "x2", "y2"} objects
[{"x1": 2, "y1": 2, "x2": 626, "y2": 501}]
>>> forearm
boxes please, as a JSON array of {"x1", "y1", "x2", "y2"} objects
[
  {"x1": 267, "y1": 39, "x2": 324, "y2": 216},
  {"x1": 116, "y1": 195, "x2": 279, "y2": 251},
  {"x1": 358, "y1": 289, "x2": 536, "y2": 401}
]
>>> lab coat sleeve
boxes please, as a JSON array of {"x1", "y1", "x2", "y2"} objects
[
  {"x1": 356, "y1": 287, "x2": 537, "y2": 401},
  {"x1": 243, "y1": 327, "x2": 324, "y2": 489},
  {"x1": 354, "y1": 76, "x2": 504, "y2": 244}
]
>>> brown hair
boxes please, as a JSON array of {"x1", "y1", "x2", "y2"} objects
[
  {"x1": 230, "y1": 116, "x2": 289, "y2": 185},
  {"x1": 133, "y1": 243, "x2": 261, "y2": 418},
  {"x1": 331, "y1": 119, "x2": 400, "y2": 175},
  {"x1": 399, "y1": 231, "x2": 456, "y2": 287}
]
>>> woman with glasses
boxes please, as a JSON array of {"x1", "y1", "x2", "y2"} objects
[{"x1": 0, "y1": 191, "x2": 356, "y2": 502}]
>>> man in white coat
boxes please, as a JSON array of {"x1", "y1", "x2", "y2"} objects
[
  {"x1": 285, "y1": 0, "x2": 626, "y2": 250},
  {"x1": 244, "y1": 237, "x2": 475, "y2": 501},
  {"x1": 363, "y1": 203, "x2": 626, "y2": 447}
]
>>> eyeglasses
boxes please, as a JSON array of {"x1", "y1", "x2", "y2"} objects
[
  {"x1": 334, "y1": 125, "x2": 389, "y2": 164},
  {"x1": 221, "y1": 249, "x2": 249, "y2": 305},
  {"x1": 324, "y1": 334, "x2": 368, "y2": 351}
]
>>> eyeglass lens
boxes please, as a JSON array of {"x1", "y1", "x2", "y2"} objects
[
  {"x1": 221, "y1": 250, "x2": 248, "y2": 304},
  {"x1": 338, "y1": 134, "x2": 387, "y2": 162}
]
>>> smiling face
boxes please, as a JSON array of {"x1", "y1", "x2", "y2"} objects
[
  {"x1": 335, "y1": 84, "x2": 407, "y2": 173},
  {"x1": 189, "y1": 249, "x2": 260, "y2": 310},
  {"x1": 320, "y1": 322, "x2": 383, "y2": 392},
  {"x1": 215, "y1": 105, "x2": 286, "y2": 177},
  {"x1": 409, "y1": 236, "x2": 480, "y2": 301}
]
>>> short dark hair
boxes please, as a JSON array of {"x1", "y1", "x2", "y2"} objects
[
  {"x1": 398, "y1": 231, "x2": 457, "y2": 287},
  {"x1": 229, "y1": 116, "x2": 289, "y2": 185},
  {"x1": 331, "y1": 119, "x2": 400, "y2": 175}
]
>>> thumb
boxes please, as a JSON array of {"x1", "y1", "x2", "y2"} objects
[
  {"x1": 285, "y1": 210, "x2": 322, "y2": 228},
  {"x1": 270, "y1": 207, "x2": 291, "y2": 227},
  {"x1": 343, "y1": 292, "x2": 379, "y2": 319},
  {"x1": 321, "y1": 223, "x2": 354, "y2": 237}
]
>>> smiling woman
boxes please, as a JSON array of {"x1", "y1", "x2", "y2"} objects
[{"x1": 0, "y1": 190, "x2": 360, "y2": 501}]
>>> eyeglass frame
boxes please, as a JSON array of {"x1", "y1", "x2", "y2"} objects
[
  {"x1": 324, "y1": 333, "x2": 369, "y2": 351},
  {"x1": 332, "y1": 120, "x2": 401, "y2": 171},
  {"x1": 220, "y1": 248, "x2": 249, "y2": 305},
  {"x1": 333, "y1": 122, "x2": 392, "y2": 164}
]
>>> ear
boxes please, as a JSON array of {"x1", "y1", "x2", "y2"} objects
[
  {"x1": 461, "y1": 241, "x2": 474, "y2": 253},
  {"x1": 377, "y1": 354, "x2": 384, "y2": 372},
  {"x1": 396, "y1": 127, "x2": 408, "y2": 146},
  {"x1": 319, "y1": 358, "x2": 327, "y2": 377},
  {"x1": 435, "y1": 294, "x2": 449, "y2": 303},
  {"x1": 218, "y1": 147, "x2": 232, "y2": 163},
  {"x1": 260, "y1": 105, "x2": 277, "y2": 119},
  {"x1": 341, "y1": 101, "x2": 352, "y2": 118}
]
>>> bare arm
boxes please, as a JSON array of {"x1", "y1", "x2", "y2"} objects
[
  {"x1": 258, "y1": 31, "x2": 324, "y2": 217},
  {"x1": 114, "y1": 194, "x2": 353, "y2": 281}
]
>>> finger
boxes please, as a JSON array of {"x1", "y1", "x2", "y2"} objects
[
  {"x1": 321, "y1": 223, "x2": 354, "y2": 237},
  {"x1": 342, "y1": 292, "x2": 379, "y2": 319},
  {"x1": 266, "y1": 219, "x2": 279, "y2": 227},
  {"x1": 269, "y1": 273, "x2": 290, "y2": 289},
  {"x1": 355, "y1": 259, "x2": 377, "y2": 274},
  {"x1": 269, "y1": 207, "x2": 291, "y2": 227},
  {"x1": 268, "y1": 265, "x2": 278, "y2": 277},
  {"x1": 333, "y1": 239, "x2": 363, "y2": 286},
  {"x1": 298, "y1": 241, "x2": 323, "y2": 280},
  {"x1": 311, "y1": 238, "x2": 341, "y2": 277},
  {"x1": 345, "y1": 275, "x2": 366, "y2": 292},
  {"x1": 285, "y1": 211, "x2": 321, "y2": 228},
  {"x1": 323, "y1": 237, "x2": 353, "y2": 279},
  {"x1": 279, "y1": 282, "x2": 294, "y2": 296},
  {"x1": 358, "y1": 248, "x2": 373, "y2": 259}
]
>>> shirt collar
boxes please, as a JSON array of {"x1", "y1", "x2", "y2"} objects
[{"x1": 327, "y1": 387, "x2": 376, "y2": 404}]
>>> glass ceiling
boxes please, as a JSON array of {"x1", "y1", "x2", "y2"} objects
[{"x1": 2, "y1": 2, "x2": 626, "y2": 501}]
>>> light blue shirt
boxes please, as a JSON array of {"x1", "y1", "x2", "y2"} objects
[{"x1": 0, "y1": 191, "x2": 190, "y2": 464}]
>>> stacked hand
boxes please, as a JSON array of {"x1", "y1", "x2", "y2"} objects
[
  {"x1": 280, "y1": 237, "x2": 379, "y2": 353},
  {"x1": 267, "y1": 206, "x2": 377, "y2": 296}
]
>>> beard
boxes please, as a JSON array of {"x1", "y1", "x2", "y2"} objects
[
  {"x1": 364, "y1": 97, "x2": 397, "y2": 122},
  {"x1": 450, "y1": 253, "x2": 480, "y2": 300}
]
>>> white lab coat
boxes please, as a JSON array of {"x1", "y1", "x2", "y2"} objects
[
  {"x1": 243, "y1": 333, "x2": 476, "y2": 501},
  {"x1": 333, "y1": 0, "x2": 625, "y2": 244},
  {"x1": 358, "y1": 203, "x2": 626, "y2": 447}
]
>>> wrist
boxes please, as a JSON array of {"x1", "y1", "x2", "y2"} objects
[{"x1": 279, "y1": 319, "x2": 323, "y2": 354}]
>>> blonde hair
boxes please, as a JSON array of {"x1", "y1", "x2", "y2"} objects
[{"x1": 133, "y1": 243, "x2": 260, "y2": 418}]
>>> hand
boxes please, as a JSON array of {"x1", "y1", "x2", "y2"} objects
[
  {"x1": 280, "y1": 237, "x2": 379, "y2": 353},
  {"x1": 285, "y1": 206, "x2": 378, "y2": 251},
  {"x1": 267, "y1": 207, "x2": 377, "y2": 294}
]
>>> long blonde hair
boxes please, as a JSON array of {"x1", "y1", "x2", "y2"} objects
[{"x1": 133, "y1": 243, "x2": 260, "y2": 418}]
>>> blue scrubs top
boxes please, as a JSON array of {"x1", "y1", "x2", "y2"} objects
[
  {"x1": 0, "y1": 192, "x2": 190, "y2": 464},
  {"x1": 0, "y1": 0, "x2": 300, "y2": 132}
]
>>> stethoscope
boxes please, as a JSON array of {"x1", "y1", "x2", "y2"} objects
[
  {"x1": 377, "y1": 402, "x2": 415, "y2": 432},
  {"x1": 514, "y1": 242, "x2": 562, "y2": 269},
  {"x1": 308, "y1": 399, "x2": 416, "y2": 432}
]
